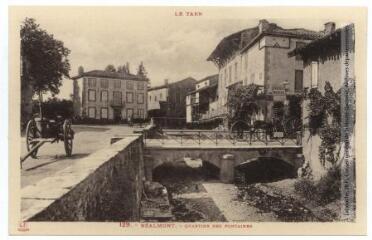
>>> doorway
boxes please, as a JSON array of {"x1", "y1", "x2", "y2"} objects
[{"x1": 113, "y1": 108, "x2": 122, "y2": 123}]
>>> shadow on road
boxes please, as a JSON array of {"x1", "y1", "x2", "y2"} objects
[{"x1": 24, "y1": 153, "x2": 90, "y2": 171}]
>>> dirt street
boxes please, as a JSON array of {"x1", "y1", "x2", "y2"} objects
[{"x1": 21, "y1": 124, "x2": 140, "y2": 188}]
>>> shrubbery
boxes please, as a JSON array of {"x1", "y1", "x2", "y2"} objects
[
  {"x1": 72, "y1": 116, "x2": 149, "y2": 125},
  {"x1": 294, "y1": 165, "x2": 341, "y2": 206}
]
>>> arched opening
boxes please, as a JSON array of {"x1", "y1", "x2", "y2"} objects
[
  {"x1": 153, "y1": 159, "x2": 220, "y2": 183},
  {"x1": 235, "y1": 157, "x2": 296, "y2": 184}
]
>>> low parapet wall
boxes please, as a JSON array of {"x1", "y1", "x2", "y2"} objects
[{"x1": 22, "y1": 135, "x2": 144, "y2": 221}]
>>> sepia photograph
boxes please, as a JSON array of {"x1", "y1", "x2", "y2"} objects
[{"x1": 7, "y1": 5, "x2": 367, "y2": 236}]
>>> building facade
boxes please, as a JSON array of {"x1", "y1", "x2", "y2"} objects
[
  {"x1": 147, "y1": 77, "x2": 196, "y2": 128},
  {"x1": 71, "y1": 70, "x2": 148, "y2": 121},
  {"x1": 207, "y1": 19, "x2": 325, "y2": 127},
  {"x1": 186, "y1": 74, "x2": 219, "y2": 126},
  {"x1": 289, "y1": 23, "x2": 355, "y2": 178}
]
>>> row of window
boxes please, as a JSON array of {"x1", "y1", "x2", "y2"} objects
[
  {"x1": 220, "y1": 41, "x2": 306, "y2": 87},
  {"x1": 148, "y1": 93, "x2": 164, "y2": 102},
  {"x1": 87, "y1": 107, "x2": 144, "y2": 119},
  {"x1": 196, "y1": 81, "x2": 209, "y2": 89},
  {"x1": 88, "y1": 89, "x2": 144, "y2": 104},
  {"x1": 220, "y1": 61, "x2": 239, "y2": 87},
  {"x1": 87, "y1": 77, "x2": 145, "y2": 90}
]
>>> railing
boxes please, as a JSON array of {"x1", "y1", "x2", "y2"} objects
[
  {"x1": 199, "y1": 106, "x2": 225, "y2": 120},
  {"x1": 110, "y1": 100, "x2": 123, "y2": 107},
  {"x1": 143, "y1": 129, "x2": 302, "y2": 147}
]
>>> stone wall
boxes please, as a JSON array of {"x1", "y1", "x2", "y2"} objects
[{"x1": 23, "y1": 135, "x2": 144, "y2": 221}]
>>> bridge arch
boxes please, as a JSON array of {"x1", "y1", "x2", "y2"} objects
[
  {"x1": 235, "y1": 156, "x2": 297, "y2": 184},
  {"x1": 152, "y1": 159, "x2": 221, "y2": 182}
]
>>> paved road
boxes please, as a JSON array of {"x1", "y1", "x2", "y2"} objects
[{"x1": 21, "y1": 124, "x2": 140, "y2": 188}]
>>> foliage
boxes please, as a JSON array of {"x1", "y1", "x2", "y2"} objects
[
  {"x1": 307, "y1": 81, "x2": 352, "y2": 166},
  {"x1": 105, "y1": 64, "x2": 116, "y2": 72},
  {"x1": 286, "y1": 95, "x2": 302, "y2": 121},
  {"x1": 307, "y1": 87, "x2": 325, "y2": 133},
  {"x1": 78, "y1": 66, "x2": 84, "y2": 75},
  {"x1": 32, "y1": 97, "x2": 74, "y2": 119},
  {"x1": 21, "y1": 18, "x2": 70, "y2": 95},
  {"x1": 117, "y1": 62, "x2": 131, "y2": 74},
  {"x1": 137, "y1": 61, "x2": 147, "y2": 77},
  {"x1": 294, "y1": 165, "x2": 341, "y2": 206},
  {"x1": 227, "y1": 84, "x2": 263, "y2": 124},
  {"x1": 72, "y1": 116, "x2": 148, "y2": 125}
]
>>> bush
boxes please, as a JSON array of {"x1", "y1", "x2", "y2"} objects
[
  {"x1": 294, "y1": 166, "x2": 341, "y2": 206},
  {"x1": 316, "y1": 166, "x2": 341, "y2": 204},
  {"x1": 32, "y1": 97, "x2": 74, "y2": 119},
  {"x1": 72, "y1": 116, "x2": 150, "y2": 126},
  {"x1": 294, "y1": 178, "x2": 317, "y2": 200}
]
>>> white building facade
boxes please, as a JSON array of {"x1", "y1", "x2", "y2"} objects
[{"x1": 72, "y1": 70, "x2": 148, "y2": 121}]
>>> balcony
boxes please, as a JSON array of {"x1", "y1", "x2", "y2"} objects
[
  {"x1": 199, "y1": 101, "x2": 224, "y2": 120},
  {"x1": 110, "y1": 100, "x2": 124, "y2": 108}
]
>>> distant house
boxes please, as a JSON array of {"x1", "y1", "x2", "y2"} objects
[
  {"x1": 147, "y1": 77, "x2": 196, "y2": 128},
  {"x1": 288, "y1": 23, "x2": 355, "y2": 178},
  {"x1": 186, "y1": 74, "x2": 219, "y2": 127},
  {"x1": 207, "y1": 19, "x2": 325, "y2": 127},
  {"x1": 71, "y1": 70, "x2": 149, "y2": 122}
]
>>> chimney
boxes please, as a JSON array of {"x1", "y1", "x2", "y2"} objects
[
  {"x1": 324, "y1": 22, "x2": 336, "y2": 35},
  {"x1": 164, "y1": 79, "x2": 169, "y2": 86},
  {"x1": 258, "y1": 19, "x2": 270, "y2": 33}
]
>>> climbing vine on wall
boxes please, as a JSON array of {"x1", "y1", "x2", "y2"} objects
[
  {"x1": 307, "y1": 81, "x2": 343, "y2": 166},
  {"x1": 227, "y1": 84, "x2": 265, "y2": 124}
]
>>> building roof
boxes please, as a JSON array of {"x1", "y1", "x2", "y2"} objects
[
  {"x1": 188, "y1": 83, "x2": 218, "y2": 95},
  {"x1": 71, "y1": 70, "x2": 148, "y2": 81},
  {"x1": 207, "y1": 20, "x2": 324, "y2": 68},
  {"x1": 241, "y1": 26, "x2": 324, "y2": 54},
  {"x1": 207, "y1": 27, "x2": 259, "y2": 68},
  {"x1": 196, "y1": 74, "x2": 219, "y2": 84},
  {"x1": 186, "y1": 74, "x2": 219, "y2": 95},
  {"x1": 148, "y1": 77, "x2": 196, "y2": 92},
  {"x1": 288, "y1": 24, "x2": 355, "y2": 61}
]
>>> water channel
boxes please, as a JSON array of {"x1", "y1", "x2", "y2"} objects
[{"x1": 147, "y1": 157, "x2": 319, "y2": 222}]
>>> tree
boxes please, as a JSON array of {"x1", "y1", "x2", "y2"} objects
[
  {"x1": 227, "y1": 84, "x2": 262, "y2": 124},
  {"x1": 137, "y1": 61, "x2": 147, "y2": 77},
  {"x1": 105, "y1": 64, "x2": 116, "y2": 72},
  {"x1": 32, "y1": 97, "x2": 74, "y2": 119},
  {"x1": 117, "y1": 65, "x2": 123, "y2": 73},
  {"x1": 78, "y1": 66, "x2": 84, "y2": 75},
  {"x1": 117, "y1": 64, "x2": 128, "y2": 74},
  {"x1": 21, "y1": 18, "x2": 70, "y2": 122}
]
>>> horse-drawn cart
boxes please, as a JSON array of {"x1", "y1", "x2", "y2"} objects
[{"x1": 21, "y1": 116, "x2": 74, "y2": 165}]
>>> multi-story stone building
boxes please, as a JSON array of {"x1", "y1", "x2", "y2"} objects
[
  {"x1": 71, "y1": 70, "x2": 149, "y2": 122},
  {"x1": 147, "y1": 77, "x2": 196, "y2": 128},
  {"x1": 207, "y1": 19, "x2": 325, "y2": 127}
]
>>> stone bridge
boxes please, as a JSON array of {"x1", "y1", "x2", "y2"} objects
[{"x1": 144, "y1": 144, "x2": 303, "y2": 183}]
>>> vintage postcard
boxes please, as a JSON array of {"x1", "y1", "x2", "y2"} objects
[{"x1": 8, "y1": 6, "x2": 367, "y2": 235}]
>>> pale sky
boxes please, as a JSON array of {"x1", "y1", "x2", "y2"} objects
[{"x1": 15, "y1": 7, "x2": 348, "y2": 99}]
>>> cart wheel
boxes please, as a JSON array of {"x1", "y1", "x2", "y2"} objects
[
  {"x1": 63, "y1": 119, "x2": 73, "y2": 157},
  {"x1": 25, "y1": 119, "x2": 39, "y2": 158}
]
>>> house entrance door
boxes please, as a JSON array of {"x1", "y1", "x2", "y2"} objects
[{"x1": 113, "y1": 108, "x2": 122, "y2": 123}]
